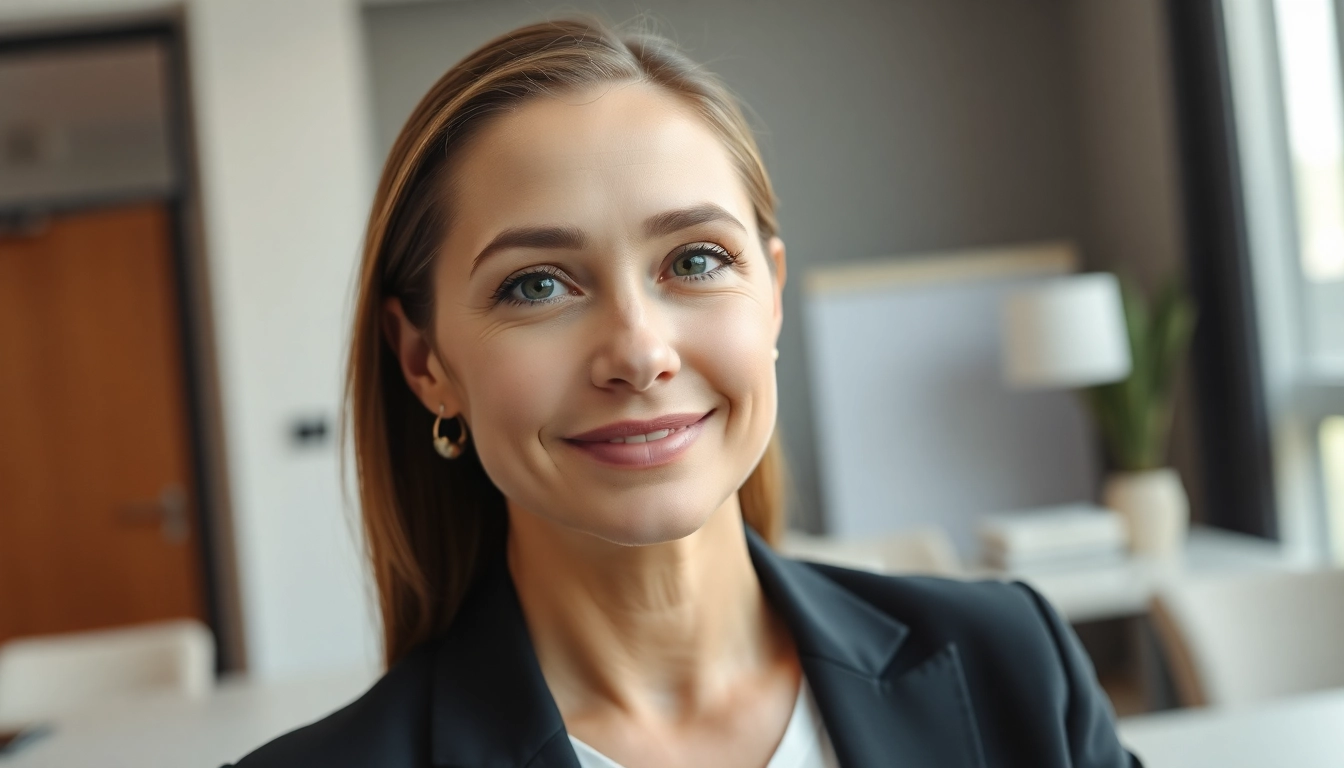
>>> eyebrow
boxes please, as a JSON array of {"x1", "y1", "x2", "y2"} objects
[
  {"x1": 469, "y1": 203, "x2": 747, "y2": 276},
  {"x1": 470, "y1": 225, "x2": 586, "y2": 275},
  {"x1": 643, "y1": 202, "x2": 747, "y2": 240}
]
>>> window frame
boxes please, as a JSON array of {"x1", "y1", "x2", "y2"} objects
[{"x1": 1222, "y1": 0, "x2": 1344, "y2": 564}]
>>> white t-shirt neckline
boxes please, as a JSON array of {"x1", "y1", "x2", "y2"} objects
[{"x1": 567, "y1": 676, "x2": 840, "y2": 768}]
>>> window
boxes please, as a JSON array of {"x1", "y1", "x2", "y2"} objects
[
  {"x1": 1275, "y1": 0, "x2": 1344, "y2": 372},
  {"x1": 1323, "y1": 417, "x2": 1344, "y2": 559},
  {"x1": 1224, "y1": 0, "x2": 1344, "y2": 561}
]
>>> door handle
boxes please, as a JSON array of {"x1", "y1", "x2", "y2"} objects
[{"x1": 116, "y1": 485, "x2": 189, "y2": 543}]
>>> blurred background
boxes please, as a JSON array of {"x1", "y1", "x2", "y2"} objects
[{"x1": 0, "y1": 0, "x2": 1341, "y2": 765}]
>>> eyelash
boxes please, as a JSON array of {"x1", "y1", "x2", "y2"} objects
[
  {"x1": 489, "y1": 242, "x2": 743, "y2": 307},
  {"x1": 667, "y1": 242, "x2": 741, "y2": 283},
  {"x1": 490, "y1": 264, "x2": 570, "y2": 307}
]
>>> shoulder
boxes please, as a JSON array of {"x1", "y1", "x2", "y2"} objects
[
  {"x1": 227, "y1": 644, "x2": 435, "y2": 768},
  {"x1": 801, "y1": 560, "x2": 1051, "y2": 640},
  {"x1": 800, "y1": 561, "x2": 1084, "y2": 696},
  {"x1": 799, "y1": 560, "x2": 1137, "y2": 766}
]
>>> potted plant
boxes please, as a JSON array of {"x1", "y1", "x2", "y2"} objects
[{"x1": 1086, "y1": 276, "x2": 1196, "y2": 557}]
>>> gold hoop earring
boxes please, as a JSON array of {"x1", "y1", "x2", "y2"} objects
[{"x1": 433, "y1": 404, "x2": 469, "y2": 459}]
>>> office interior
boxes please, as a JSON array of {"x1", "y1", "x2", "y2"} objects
[{"x1": 0, "y1": 0, "x2": 1342, "y2": 766}]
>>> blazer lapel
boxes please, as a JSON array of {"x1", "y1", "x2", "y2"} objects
[
  {"x1": 748, "y1": 530, "x2": 987, "y2": 768},
  {"x1": 428, "y1": 554, "x2": 581, "y2": 768},
  {"x1": 428, "y1": 533, "x2": 985, "y2": 768}
]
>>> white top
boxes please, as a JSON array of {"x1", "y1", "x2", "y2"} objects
[{"x1": 569, "y1": 677, "x2": 840, "y2": 768}]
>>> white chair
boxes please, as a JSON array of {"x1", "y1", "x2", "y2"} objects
[
  {"x1": 0, "y1": 619, "x2": 215, "y2": 725},
  {"x1": 781, "y1": 527, "x2": 962, "y2": 575},
  {"x1": 1150, "y1": 568, "x2": 1344, "y2": 708}
]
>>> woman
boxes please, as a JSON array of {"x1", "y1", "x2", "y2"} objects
[{"x1": 234, "y1": 18, "x2": 1138, "y2": 768}]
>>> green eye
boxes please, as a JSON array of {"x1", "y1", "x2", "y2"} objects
[
  {"x1": 515, "y1": 274, "x2": 559, "y2": 302},
  {"x1": 499, "y1": 273, "x2": 567, "y2": 303},
  {"x1": 667, "y1": 244, "x2": 735, "y2": 280},
  {"x1": 672, "y1": 253, "x2": 710, "y2": 277},
  {"x1": 494, "y1": 268, "x2": 575, "y2": 306}
]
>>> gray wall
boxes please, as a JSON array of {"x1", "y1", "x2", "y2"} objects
[
  {"x1": 1068, "y1": 0, "x2": 1202, "y2": 523},
  {"x1": 362, "y1": 0, "x2": 1090, "y2": 532}
]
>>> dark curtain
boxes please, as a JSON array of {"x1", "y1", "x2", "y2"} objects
[{"x1": 1165, "y1": 0, "x2": 1278, "y2": 538}]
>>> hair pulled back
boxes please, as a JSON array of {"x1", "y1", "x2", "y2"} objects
[{"x1": 346, "y1": 17, "x2": 787, "y2": 667}]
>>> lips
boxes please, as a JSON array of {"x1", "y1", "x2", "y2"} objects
[
  {"x1": 563, "y1": 410, "x2": 713, "y2": 468},
  {"x1": 565, "y1": 412, "x2": 712, "y2": 442}
]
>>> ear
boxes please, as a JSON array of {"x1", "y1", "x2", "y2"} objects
[
  {"x1": 381, "y1": 296, "x2": 464, "y2": 416},
  {"x1": 766, "y1": 236, "x2": 787, "y2": 343}
]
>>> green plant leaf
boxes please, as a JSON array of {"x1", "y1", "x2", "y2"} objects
[{"x1": 1086, "y1": 271, "x2": 1195, "y2": 472}]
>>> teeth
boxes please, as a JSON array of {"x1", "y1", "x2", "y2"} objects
[{"x1": 607, "y1": 427, "x2": 677, "y2": 444}]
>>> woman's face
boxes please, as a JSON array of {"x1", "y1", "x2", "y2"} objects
[{"x1": 389, "y1": 82, "x2": 786, "y2": 546}]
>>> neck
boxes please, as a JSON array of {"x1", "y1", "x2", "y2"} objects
[{"x1": 506, "y1": 497, "x2": 794, "y2": 721}]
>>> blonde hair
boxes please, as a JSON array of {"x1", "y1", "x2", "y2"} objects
[{"x1": 346, "y1": 17, "x2": 787, "y2": 667}]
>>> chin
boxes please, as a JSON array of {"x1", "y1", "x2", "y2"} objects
[{"x1": 580, "y1": 500, "x2": 717, "y2": 547}]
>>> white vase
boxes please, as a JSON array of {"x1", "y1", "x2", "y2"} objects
[{"x1": 1102, "y1": 468, "x2": 1190, "y2": 558}]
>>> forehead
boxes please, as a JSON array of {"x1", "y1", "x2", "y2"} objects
[{"x1": 446, "y1": 82, "x2": 753, "y2": 237}]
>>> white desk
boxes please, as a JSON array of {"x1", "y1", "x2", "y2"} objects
[
  {"x1": 0, "y1": 667, "x2": 378, "y2": 768},
  {"x1": 1120, "y1": 688, "x2": 1344, "y2": 767},
  {"x1": 1002, "y1": 526, "x2": 1303, "y2": 623},
  {"x1": 786, "y1": 525, "x2": 1305, "y2": 624},
  {"x1": 9, "y1": 664, "x2": 1338, "y2": 768}
]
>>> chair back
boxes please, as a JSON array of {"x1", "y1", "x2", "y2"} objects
[
  {"x1": 0, "y1": 619, "x2": 214, "y2": 724},
  {"x1": 1150, "y1": 568, "x2": 1344, "y2": 707}
]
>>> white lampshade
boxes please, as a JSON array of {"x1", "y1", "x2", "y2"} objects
[{"x1": 1001, "y1": 272, "x2": 1132, "y2": 389}]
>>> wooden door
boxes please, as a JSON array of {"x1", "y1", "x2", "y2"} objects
[{"x1": 0, "y1": 202, "x2": 205, "y2": 643}]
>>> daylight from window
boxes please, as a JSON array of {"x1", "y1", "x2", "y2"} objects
[
  {"x1": 1321, "y1": 417, "x2": 1344, "y2": 560},
  {"x1": 1274, "y1": 0, "x2": 1344, "y2": 283}
]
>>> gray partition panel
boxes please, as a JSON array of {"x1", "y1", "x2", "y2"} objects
[{"x1": 803, "y1": 242, "x2": 1100, "y2": 558}]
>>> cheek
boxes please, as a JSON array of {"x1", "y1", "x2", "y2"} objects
[
  {"x1": 463, "y1": 332, "x2": 574, "y2": 456},
  {"x1": 682, "y1": 291, "x2": 778, "y2": 411}
]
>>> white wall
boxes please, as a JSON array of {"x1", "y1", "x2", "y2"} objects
[{"x1": 185, "y1": 0, "x2": 378, "y2": 678}]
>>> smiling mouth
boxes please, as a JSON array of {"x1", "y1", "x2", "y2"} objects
[
  {"x1": 601, "y1": 424, "x2": 695, "y2": 444},
  {"x1": 565, "y1": 411, "x2": 714, "y2": 443},
  {"x1": 563, "y1": 411, "x2": 714, "y2": 468}
]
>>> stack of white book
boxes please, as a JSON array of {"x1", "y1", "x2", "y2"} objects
[{"x1": 978, "y1": 504, "x2": 1128, "y2": 571}]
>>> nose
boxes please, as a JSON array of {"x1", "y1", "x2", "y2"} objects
[{"x1": 589, "y1": 291, "x2": 681, "y2": 392}]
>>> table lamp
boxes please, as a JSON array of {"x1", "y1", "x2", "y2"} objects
[
  {"x1": 1001, "y1": 272, "x2": 1132, "y2": 390},
  {"x1": 1001, "y1": 272, "x2": 1190, "y2": 558}
]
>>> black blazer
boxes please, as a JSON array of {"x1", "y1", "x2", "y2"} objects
[{"x1": 231, "y1": 529, "x2": 1141, "y2": 767}]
